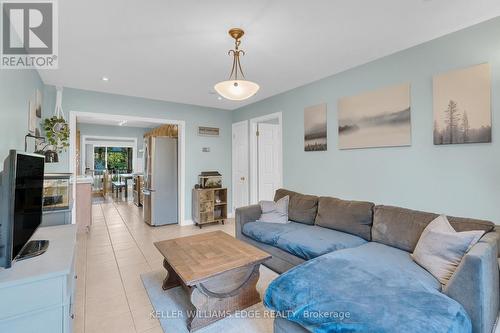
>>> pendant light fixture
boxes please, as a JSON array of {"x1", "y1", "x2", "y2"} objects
[{"x1": 214, "y1": 28, "x2": 260, "y2": 101}]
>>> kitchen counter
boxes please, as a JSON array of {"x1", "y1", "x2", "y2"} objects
[{"x1": 72, "y1": 175, "x2": 93, "y2": 184}]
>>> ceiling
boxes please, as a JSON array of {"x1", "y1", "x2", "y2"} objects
[
  {"x1": 39, "y1": 0, "x2": 500, "y2": 110},
  {"x1": 77, "y1": 115, "x2": 156, "y2": 128}
]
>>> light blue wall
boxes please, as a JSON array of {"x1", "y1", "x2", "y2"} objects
[
  {"x1": 233, "y1": 18, "x2": 500, "y2": 223},
  {"x1": 0, "y1": 70, "x2": 44, "y2": 161},
  {"x1": 43, "y1": 86, "x2": 232, "y2": 220}
]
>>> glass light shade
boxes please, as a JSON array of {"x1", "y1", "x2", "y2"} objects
[{"x1": 214, "y1": 80, "x2": 260, "y2": 101}]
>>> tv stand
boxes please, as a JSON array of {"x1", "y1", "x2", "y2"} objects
[
  {"x1": 16, "y1": 240, "x2": 49, "y2": 261},
  {"x1": 0, "y1": 225, "x2": 76, "y2": 333}
]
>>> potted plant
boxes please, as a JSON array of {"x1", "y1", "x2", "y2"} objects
[{"x1": 42, "y1": 116, "x2": 69, "y2": 153}]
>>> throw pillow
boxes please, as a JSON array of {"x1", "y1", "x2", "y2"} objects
[
  {"x1": 411, "y1": 215, "x2": 485, "y2": 285},
  {"x1": 258, "y1": 195, "x2": 289, "y2": 224}
]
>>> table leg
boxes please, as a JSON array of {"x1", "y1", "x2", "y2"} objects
[
  {"x1": 162, "y1": 259, "x2": 181, "y2": 290},
  {"x1": 187, "y1": 264, "x2": 261, "y2": 332}
]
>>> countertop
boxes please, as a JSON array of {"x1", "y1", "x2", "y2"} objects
[{"x1": 72, "y1": 175, "x2": 93, "y2": 184}]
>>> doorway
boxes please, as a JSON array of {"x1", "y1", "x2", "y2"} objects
[
  {"x1": 249, "y1": 112, "x2": 283, "y2": 204},
  {"x1": 69, "y1": 111, "x2": 186, "y2": 225}
]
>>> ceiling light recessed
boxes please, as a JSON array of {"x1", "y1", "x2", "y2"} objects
[
  {"x1": 214, "y1": 28, "x2": 260, "y2": 101},
  {"x1": 101, "y1": 76, "x2": 109, "y2": 81}
]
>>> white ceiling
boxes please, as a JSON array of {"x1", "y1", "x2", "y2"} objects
[
  {"x1": 39, "y1": 0, "x2": 500, "y2": 110},
  {"x1": 77, "y1": 115, "x2": 155, "y2": 128}
]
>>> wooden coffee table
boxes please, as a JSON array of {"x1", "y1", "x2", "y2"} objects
[{"x1": 154, "y1": 231, "x2": 271, "y2": 332}]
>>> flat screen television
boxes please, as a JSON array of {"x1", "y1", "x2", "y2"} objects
[{"x1": 0, "y1": 150, "x2": 45, "y2": 269}]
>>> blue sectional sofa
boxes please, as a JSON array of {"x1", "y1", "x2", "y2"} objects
[{"x1": 235, "y1": 189, "x2": 499, "y2": 333}]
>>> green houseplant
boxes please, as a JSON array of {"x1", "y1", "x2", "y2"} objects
[{"x1": 43, "y1": 116, "x2": 69, "y2": 153}]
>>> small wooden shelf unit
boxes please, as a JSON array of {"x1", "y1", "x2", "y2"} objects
[{"x1": 192, "y1": 188, "x2": 227, "y2": 228}]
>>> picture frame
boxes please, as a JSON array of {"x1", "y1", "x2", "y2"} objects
[
  {"x1": 433, "y1": 63, "x2": 491, "y2": 145},
  {"x1": 28, "y1": 100, "x2": 37, "y2": 135},
  {"x1": 338, "y1": 83, "x2": 411, "y2": 149},
  {"x1": 304, "y1": 103, "x2": 327, "y2": 151}
]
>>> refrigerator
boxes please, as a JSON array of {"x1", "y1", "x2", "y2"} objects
[{"x1": 143, "y1": 136, "x2": 178, "y2": 226}]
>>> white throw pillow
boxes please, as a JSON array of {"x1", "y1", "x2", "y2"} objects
[
  {"x1": 258, "y1": 195, "x2": 289, "y2": 224},
  {"x1": 411, "y1": 215, "x2": 485, "y2": 285}
]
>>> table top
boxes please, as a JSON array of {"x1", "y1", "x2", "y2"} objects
[
  {"x1": 120, "y1": 173, "x2": 135, "y2": 178},
  {"x1": 154, "y1": 231, "x2": 271, "y2": 285}
]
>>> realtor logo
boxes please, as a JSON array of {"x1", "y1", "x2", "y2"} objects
[{"x1": 1, "y1": 0, "x2": 58, "y2": 69}]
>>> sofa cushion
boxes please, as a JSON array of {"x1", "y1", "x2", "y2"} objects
[
  {"x1": 412, "y1": 215, "x2": 485, "y2": 285},
  {"x1": 258, "y1": 195, "x2": 289, "y2": 224},
  {"x1": 275, "y1": 224, "x2": 366, "y2": 260},
  {"x1": 274, "y1": 189, "x2": 318, "y2": 225},
  {"x1": 372, "y1": 205, "x2": 494, "y2": 252},
  {"x1": 315, "y1": 196, "x2": 374, "y2": 241},
  {"x1": 242, "y1": 221, "x2": 366, "y2": 261},
  {"x1": 242, "y1": 221, "x2": 308, "y2": 246},
  {"x1": 239, "y1": 233, "x2": 306, "y2": 274},
  {"x1": 264, "y1": 242, "x2": 471, "y2": 333}
]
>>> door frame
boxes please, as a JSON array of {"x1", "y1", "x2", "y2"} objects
[
  {"x1": 231, "y1": 120, "x2": 249, "y2": 213},
  {"x1": 249, "y1": 112, "x2": 283, "y2": 204},
  {"x1": 69, "y1": 111, "x2": 186, "y2": 225}
]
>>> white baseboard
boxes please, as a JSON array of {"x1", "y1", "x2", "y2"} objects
[
  {"x1": 181, "y1": 219, "x2": 194, "y2": 226},
  {"x1": 182, "y1": 215, "x2": 232, "y2": 226}
]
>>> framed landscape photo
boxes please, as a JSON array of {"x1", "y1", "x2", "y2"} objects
[
  {"x1": 304, "y1": 103, "x2": 327, "y2": 151},
  {"x1": 338, "y1": 83, "x2": 411, "y2": 149},
  {"x1": 433, "y1": 63, "x2": 491, "y2": 145},
  {"x1": 28, "y1": 100, "x2": 37, "y2": 135},
  {"x1": 35, "y1": 89, "x2": 42, "y2": 118}
]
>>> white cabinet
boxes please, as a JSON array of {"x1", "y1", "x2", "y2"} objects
[{"x1": 0, "y1": 225, "x2": 77, "y2": 333}]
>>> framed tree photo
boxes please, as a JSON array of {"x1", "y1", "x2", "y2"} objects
[{"x1": 433, "y1": 63, "x2": 491, "y2": 145}]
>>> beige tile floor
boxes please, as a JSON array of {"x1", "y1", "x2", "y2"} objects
[{"x1": 73, "y1": 196, "x2": 235, "y2": 333}]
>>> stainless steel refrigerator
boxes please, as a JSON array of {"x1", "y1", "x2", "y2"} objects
[{"x1": 143, "y1": 136, "x2": 178, "y2": 226}]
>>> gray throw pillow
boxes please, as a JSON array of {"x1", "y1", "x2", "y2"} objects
[
  {"x1": 258, "y1": 196, "x2": 289, "y2": 224},
  {"x1": 411, "y1": 215, "x2": 484, "y2": 285}
]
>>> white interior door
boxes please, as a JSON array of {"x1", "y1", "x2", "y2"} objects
[
  {"x1": 257, "y1": 123, "x2": 281, "y2": 201},
  {"x1": 232, "y1": 121, "x2": 249, "y2": 210}
]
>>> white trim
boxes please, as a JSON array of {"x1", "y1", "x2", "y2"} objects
[
  {"x1": 83, "y1": 135, "x2": 138, "y2": 141},
  {"x1": 231, "y1": 120, "x2": 249, "y2": 211},
  {"x1": 70, "y1": 111, "x2": 187, "y2": 226},
  {"x1": 81, "y1": 135, "x2": 138, "y2": 174},
  {"x1": 89, "y1": 141, "x2": 135, "y2": 147},
  {"x1": 183, "y1": 219, "x2": 194, "y2": 226},
  {"x1": 249, "y1": 112, "x2": 283, "y2": 204}
]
